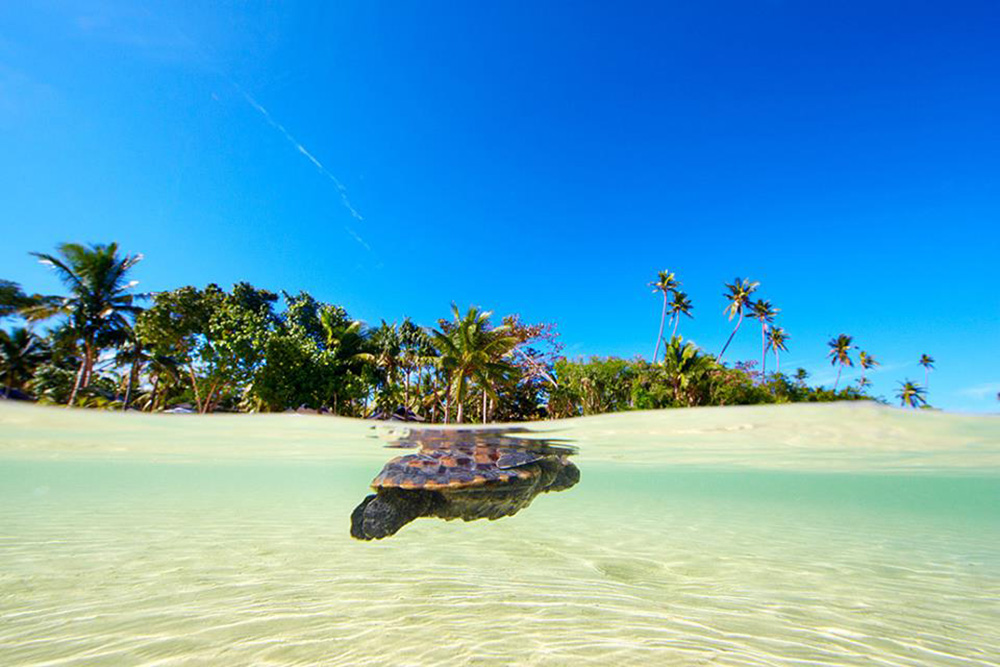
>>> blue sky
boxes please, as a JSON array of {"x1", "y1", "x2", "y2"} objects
[{"x1": 1, "y1": 1, "x2": 997, "y2": 412}]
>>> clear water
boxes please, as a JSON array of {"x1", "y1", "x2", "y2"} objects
[{"x1": 1, "y1": 401, "x2": 998, "y2": 665}]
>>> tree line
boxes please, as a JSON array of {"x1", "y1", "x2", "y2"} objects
[{"x1": 0, "y1": 243, "x2": 934, "y2": 419}]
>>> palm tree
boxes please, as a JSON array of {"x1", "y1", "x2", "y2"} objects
[
  {"x1": 650, "y1": 270, "x2": 678, "y2": 363},
  {"x1": 668, "y1": 290, "x2": 694, "y2": 339},
  {"x1": 0, "y1": 327, "x2": 47, "y2": 397},
  {"x1": 660, "y1": 336, "x2": 712, "y2": 406},
  {"x1": 431, "y1": 304, "x2": 518, "y2": 423},
  {"x1": 319, "y1": 306, "x2": 373, "y2": 414},
  {"x1": 0, "y1": 281, "x2": 31, "y2": 320},
  {"x1": 827, "y1": 334, "x2": 854, "y2": 392},
  {"x1": 767, "y1": 326, "x2": 789, "y2": 375},
  {"x1": 896, "y1": 380, "x2": 927, "y2": 408},
  {"x1": 717, "y1": 277, "x2": 759, "y2": 363},
  {"x1": 750, "y1": 300, "x2": 778, "y2": 375},
  {"x1": 27, "y1": 243, "x2": 143, "y2": 406},
  {"x1": 918, "y1": 354, "x2": 935, "y2": 390},
  {"x1": 114, "y1": 327, "x2": 148, "y2": 411},
  {"x1": 859, "y1": 351, "x2": 879, "y2": 387}
]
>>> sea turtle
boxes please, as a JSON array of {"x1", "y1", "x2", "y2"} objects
[{"x1": 350, "y1": 430, "x2": 580, "y2": 540}]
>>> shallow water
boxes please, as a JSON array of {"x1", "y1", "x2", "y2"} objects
[{"x1": 1, "y1": 402, "x2": 998, "y2": 665}]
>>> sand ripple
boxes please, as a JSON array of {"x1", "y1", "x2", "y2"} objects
[{"x1": 2, "y1": 460, "x2": 998, "y2": 666}]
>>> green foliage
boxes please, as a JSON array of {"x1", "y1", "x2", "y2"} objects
[
  {"x1": 0, "y1": 328, "x2": 48, "y2": 395},
  {"x1": 897, "y1": 380, "x2": 927, "y2": 408},
  {"x1": 253, "y1": 330, "x2": 327, "y2": 411},
  {"x1": 0, "y1": 280, "x2": 30, "y2": 319},
  {"x1": 432, "y1": 305, "x2": 519, "y2": 423},
  {"x1": 549, "y1": 356, "x2": 637, "y2": 417},
  {"x1": 26, "y1": 242, "x2": 143, "y2": 405},
  {"x1": 26, "y1": 363, "x2": 76, "y2": 404},
  {"x1": 7, "y1": 241, "x2": 898, "y2": 420}
]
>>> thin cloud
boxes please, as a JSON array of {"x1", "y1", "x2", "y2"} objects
[
  {"x1": 236, "y1": 85, "x2": 365, "y2": 223},
  {"x1": 345, "y1": 226, "x2": 371, "y2": 252},
  {"x1": 959, "y1": 382, "x2": 1000, "y2": 400}
]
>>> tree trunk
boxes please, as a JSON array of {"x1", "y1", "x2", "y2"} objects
[
  {"x1": 187, "y1": 364, "x2": 203, "y2": 413},
  {"x1": 404, "y1": 372, "x2": 410, "y2": 412},
  {"x1": 202, "y1": 381, "x2": 221, "y2": 414},
  {"x1": 81, "y1": 342, "x2": 94, "y2": 388},
  {"x1": 149, "y1": 373, "x2": 160, "y2": 412},
  {"x1": 123, "y1": 354, "x2": 141, "y2": 412},
  {"x1": 482, "y1": 389, "x2": 487, "y2": 424},
  {"x1": 761, "y1": 323, "x2": 767, "y2": 378},
  {"x1": 68, "y1": 356, "x2": 87, "y2": 407},
  {"x1": 123, "y1": 365, "x2": 134, "y2": 411},
  {"x1": 671, "y1": 314, "x2": 680, "y2": 340},
  {"x1": 775, "y1": 351, "x2": 780, "y2": 376},
  {"x1": 652, "y1": 294, "x2": 668, "y2": 363},
  {"x1": 834, "y1": 364, "x2": 843, "y2": 392},
  {"x1": 717, "y1": 313, "x2": 743, "y2": 363}
]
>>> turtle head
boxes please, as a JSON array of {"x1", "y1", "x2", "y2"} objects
[
  {"x1": 546, "y1": 460, "x2": 581, "y2": 492},
  {"x1": 350, "y1": 488, "x2": 438, "y2": 540}
]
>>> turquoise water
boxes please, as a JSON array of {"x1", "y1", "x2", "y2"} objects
[{"x1": 1, "y1": 402, "x2": 998, "y2": 665}]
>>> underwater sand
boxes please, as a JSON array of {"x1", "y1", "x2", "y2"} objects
[{"x1": 1, "y1": 402, "x2": 998, "y2": 665}]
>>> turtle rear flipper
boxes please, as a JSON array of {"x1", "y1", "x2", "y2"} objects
[{"x1": 350, "y1": 488, "x2": 439, "y2": 540}]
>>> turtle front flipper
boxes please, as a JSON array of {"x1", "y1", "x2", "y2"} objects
[{"x1": 350, "y1": 488, "x2": 439, "y2": 540}]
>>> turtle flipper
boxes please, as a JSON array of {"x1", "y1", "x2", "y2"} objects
[{"x1": 350, "y1": 489, "x2": 438, "y2": 540}]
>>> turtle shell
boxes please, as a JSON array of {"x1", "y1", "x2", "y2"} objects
[{"x1": 371, "y1": 443, "x2": 547, "y2": 491}]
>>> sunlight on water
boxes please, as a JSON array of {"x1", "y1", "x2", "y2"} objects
[{"x1": 1, "y1": 402, "x2": 998, "y2": 665}]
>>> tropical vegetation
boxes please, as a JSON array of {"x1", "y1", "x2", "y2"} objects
[{"x1": 0, "y1": 242, "x2": 938, "y2": 419}]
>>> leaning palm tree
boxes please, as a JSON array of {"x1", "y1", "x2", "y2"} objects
[
  {"x1": 750, "y1": 300, "x2": 779, "y2": 375},
  {"x1": 859, "y1": 350, "x2": 879, "y2": 387},
  {"x1": 918, "y1": 354, "x2": 935, "y2": 391},
  {"x1": 26, "y1": 243, "x2": 143, "y2": 406},
  {"x1": 896, "y1": 380, "x2": 927, "y2": 408},
  {"x1": 717, "y1": 277, "x2": 759, "y2": 362},
  {"x1": 827, "y1": 334, "x2": 854, "y2": 392},
  {"x1": 667, "y1": 289, "x2": 694, "y2": 339},
  {"x1": 431, "y1": 304, "x2": 518, "y2": 423},
  {"x1": 767, "y1": 326, "x2": 789, "y2": 375},
  {"x1": 650, "y1": 270, "x2": 678, "y2": 363}
]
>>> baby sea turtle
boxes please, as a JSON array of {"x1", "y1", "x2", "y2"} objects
[{"x1": 350, "y1": 429, "x2": 580, "y2": 540}]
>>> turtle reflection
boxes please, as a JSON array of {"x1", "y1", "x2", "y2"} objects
[{"x1": 350, "y1": 428, "x2": 580, "y2": 540}]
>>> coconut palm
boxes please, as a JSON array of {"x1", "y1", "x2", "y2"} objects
[
  {"x1": 0, "y1": 281, "x2": 30, "y2": 320},
  {"x1": 660, "y1": 336, "x2": 713, "y2": 406},
  {"x1": 667, "y1": 290, "x2": 694, "y2": 339},
  {"x1": 650, "y1": 270, "x2": 678, "y2": 363},
  {"x1": 319, "y1": 306, "x2": 374, "y2": 414},
  {"x1": 750, "y1": 300, "x2": 779, "y2": 375},
  {"x1": 918, "y1": 354, "x2": 935, "y2": 390},
  {"x1": 896, "y1": 380, "x2": 927, "y2": 408},
  {"x1": 0, "y1": 327, "x2": 48, "y2": 397},
  {"x1": 26, "y1": 243, "x2": 143, "y2": 406},
  {"x1": 859, "y1": 351, "x2": 879, "y2": 387},
  {"x1": 431, "y1": 304, "x2": 518, "y2": 423},
  {"x1": 767, "y1": 326, "x2": 789, "y2": 375},
  {"x1": 827, "y1": 334, "x2": 854, "y2": 392},
  {"x1": 717, "y1": 277, "x2": 759, "y2": 362}
]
